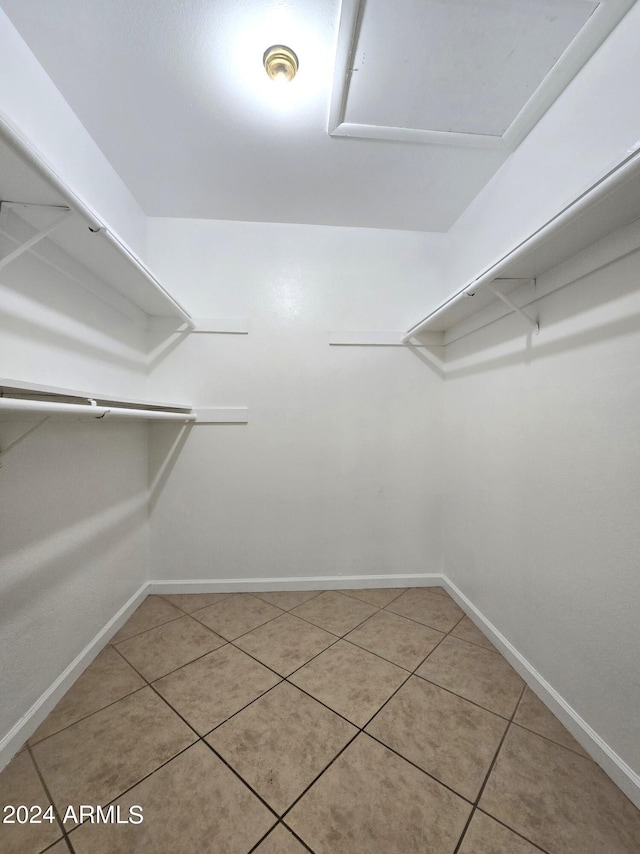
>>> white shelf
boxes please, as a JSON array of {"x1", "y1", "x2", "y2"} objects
[
  {"x1": 0, "y1": 377, "x2": 191, "y2": 412},
  {"x1": 0, "y1": 118, "x2": 193, "y2": 329},
  {"x1": 404, "y1": 147, "x2": 640, "y2": 344},
  {"x1": 0, "y1": 379, "x2": 249, "y2": 428},
  {"x1": 328, "y1": 331, "x2": 442, "y2": 346}
]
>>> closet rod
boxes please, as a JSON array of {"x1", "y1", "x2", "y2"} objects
[
  {"x1": 0, "y1": 399, "x2": 196, "y2": 422},
  {"x1": 402, "y1": 145, "x2": 640, "y2": 343},
  {"x1": 0, "y1": 111, "x2": 195, "y2": 330}
]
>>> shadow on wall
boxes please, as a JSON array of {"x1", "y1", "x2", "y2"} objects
[
  {"x1": 0, "y1": 303, "x2": 148, "y2": 374},
  {"x1": 0, "y1": 492, "x2": 147, "y2": 628},
  {"x1": 148, "y1": 421, "x2": 195, "y2": 511},
  {"x1": 405, "y1": 342, "x2": 445, "y2": 379},
  {"x1": 0, "y1": 249, "x2": 146, "y2": 350}
]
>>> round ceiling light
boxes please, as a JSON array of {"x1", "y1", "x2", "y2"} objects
[{"x1": 263, "y1": 45, "x2": 299, "y2": 82}]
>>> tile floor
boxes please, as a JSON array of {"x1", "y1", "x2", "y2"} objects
[{"x1": 1, "y1": 587, "x2": 640, "y2": 853}]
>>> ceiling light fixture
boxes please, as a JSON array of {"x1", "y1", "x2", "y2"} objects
[{"x1": 263, "y1": 45, "x2": 299, "y2": 82}]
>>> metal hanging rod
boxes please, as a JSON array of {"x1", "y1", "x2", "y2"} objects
[{"x1": 0, "y1": 398, "x2": 196, "y2": 422}]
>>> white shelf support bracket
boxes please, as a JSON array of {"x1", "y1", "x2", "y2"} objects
[
  {"x1": 0, "y1": 203, "x2": 73, "y2": 271},
  {"x1": 487, "y1": 281, "x2": 540, "y2": 334}
]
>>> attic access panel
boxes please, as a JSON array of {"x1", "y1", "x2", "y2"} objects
[{"x1": 329, "y1": 0, "x2": 634, "y2": 149}]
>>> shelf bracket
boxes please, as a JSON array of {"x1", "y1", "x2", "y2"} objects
[
  {"x1": 0, "y1": 202, "x2": 72, "y2": 271},
  {"x1": 487, "y1": 281, "x2": 539, "y2": 334}
]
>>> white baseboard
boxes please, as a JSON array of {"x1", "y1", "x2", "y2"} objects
[
  {"x1": 148, "y1": 573, "x2": 447, "y2": 595},
  {"x1": 0, "y1": 582, "x2": 149, "y2": 772},
  {"x1": 3, "y1": 572, "x2": 639, "y2": 811},
  {"x1": 443, "y1": 577, "x2": 640, "y2": 810}
]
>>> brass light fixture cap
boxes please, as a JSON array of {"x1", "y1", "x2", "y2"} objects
[{"x1": 263, "y1": 45, "x2": 299, "y2": 82}]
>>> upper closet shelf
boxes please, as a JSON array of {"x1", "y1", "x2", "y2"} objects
[
  {"x1": 0, "y1": 115, "x2": 194, "y2": 330},
  {"x1": 404, "y1": 147, "x2": 640, "y2": 345}
]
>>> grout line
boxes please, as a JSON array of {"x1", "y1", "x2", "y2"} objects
[
  {"x1": 339, "y1": 588, "x2": 409, "y2": 608},
  {"x1": 245, "y1": 823, "x2": 279, "y2": 854},
  {"x1": 410, "y1": 673, "x2": 515, "y2": 721},
  {"x1": 474, "y1": 807, "x2": 552, "y2": 854},
  {"x1": 339, "y1": 637, "x2": 414, "y2": 674},
  {"x1": 27, "y1": 682, "x2": 149, "y2": 748},
  {"x1": 145, "y1": 641, "x2": 230, "y2": 684},
  {"x1": 509, "y1": 720, "x2": 594, "y2": 761},
  {"x1": 476, "y1": 807, "x2": 553, "y2": 854},
  {"x1": 200, "y1": 739, "x2": 281, "y2": 820},
  {"x1": 65, "y1": 740, "x2": 198, "y2": 835},
  {"x1": 452, "y1": 682, "x2": 529, "y2": 854},
  {"x1": 191, "y1": 607, "x2": 289, "y2": 644},
  {"x1": 363, "y1": 730, "x2": 476, "y2": 807},
  {"x1": 201, "y1": 680, "x2": 286, "y2": 738},
  {"x1": 26, "y1": 744, "x2": 71, "y2": 851},
  {"x1": 475, "y1": 682, "x2": 527, "y2": 804},
  {"x1": 109, "y1": 613, "x2": 186, "y2": 645},
  {"x1": 251, "y1": 590, "x2": 324, "y2": 610},
  {"x1": 245, "y1": 817, "x2": 318, "y2": 854},
  {"x1": 157, "y1": 591, "x2": 235, "y2": 613},
  {"x1": 279, "y1": 821, "x2": 317, "y2": 853},
  {"x1": 279, "y1": 680, "x2": 361, "y2": 732},
  {"x1": 279, "y1": 731, "x2": 361, "y2": 821}
]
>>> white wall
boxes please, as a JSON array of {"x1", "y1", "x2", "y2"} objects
[
  {"x1": 0, "y1": 421, "x2": 149, "y2": 746},
  {"x1": 442, "y1": 230, "x2": 640, "y2": 777},
  {"x1": 0, "y1": 227, "x2": 151, "y2": 755},
  {"x1": 146, "y1": 219, "x2": 447, "y2": 581}
]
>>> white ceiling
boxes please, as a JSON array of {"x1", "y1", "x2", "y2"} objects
[
  {"x1": 0, "y1": 0, "x2": 634, "y2": 232},
  {"x1": 345, "y1": 0, "x2": 596, "y2": 136}
]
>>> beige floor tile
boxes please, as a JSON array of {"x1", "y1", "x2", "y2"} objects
[
  {"x1": 192, "y1": 594, "x2": 284, "y2": 640},
  {"x1": 342, "y1": 587, "x2": 407, "y2": 608},
  {"x1": 45, "y1": 842, "x2": 71, "y2": 853},
  {"x1": 416, "y1": 635, "x2": 524, "y2": 717},
  {"x1": 255, "y1": 824, "x2": 309, "y2": 853},
  {"x1": 30, "y1": 646, "x2": 144, "y2": 743},
  {"x1": 286, "y1": 734, "x2": 471, "y2": 853},
  {"x1": 234, "y1": 613, "x2": 336, "y2": 676},
  {"x1": 366, "y1": 676, "x2": 507, "y2": 801},
  {"x1": 69, "y1": 742, "x2": 275, "y2": 854},
  {"x1": 252, "y1": 590, "x2": 321, "y2": 610},
  {"x1": 115, "y1": 615, "x2": 225, "y2": 681},
  {"x1": 0, "y1": 750, "x2": 63, "y2": 854},
  {"x1": 160, "y1": 592, "x2": 234, "y2": 613},
  {"x1": 427, "y1": 586, "x2": 453, "y2": 598},
  {"x1": 345, "y1": 609, "x2": 444, "y2": 670},
  {"x1": 31, "y1": 687, "x2": 196, "y2": 823},
  {"x1": 289, "y1": 591, "x2": 377, "y2": 636},
  {"x1": 111, "y1": 597, "x2": 183, "y2": 643},
  {"x1": 386, "y1": 588, "x2": 464, "y2": 632},
  {"x1": 514, "y1": 687, "x2": 590, "y2": 757},
  {"x1": 154, "y1": 644, "x2": 280, "y2": 735},
  {"x1": 458, "y1": 810, "x2": 544, "y2": 853},
  {"x1": 289, "y1": 640, "x2": 407, "y2": 727},
  {"x1": 479, "y1": 725, "x2": 640, "y2": 853},
  {"x1": 451, "y1": 616, "x2": 496, "y2": 651},
  {"x1": 207, "y1": 682, "x2": 356, "y2": 814}
]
